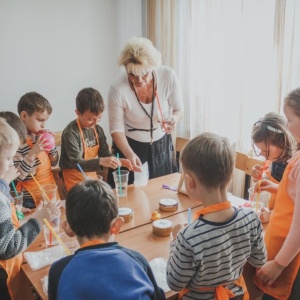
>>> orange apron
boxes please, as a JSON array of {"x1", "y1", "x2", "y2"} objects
[
  {"x1": 265, "y1": 169, "x2": 279, "y2": 210},
  {"x1": 0, "y1": 193, "x2": 34, "y2": 300},
  {"x1": 179, "y1": 202, "x2": 249, "y2": 300},
  {"x1": 16, "y1": 137, "x2": 59, "y2": 206},
  {"x1": 254, "y1": 153, "x2": 300, "y2": 299},
  {"x1": 62, "y1": 119, "x2": 99, "y2": 191}
]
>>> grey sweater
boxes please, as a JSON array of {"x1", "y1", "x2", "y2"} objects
[{"x1": 0, "y1": 192, "x2": 41, "y2": 260}]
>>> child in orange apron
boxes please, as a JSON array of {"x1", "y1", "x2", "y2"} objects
[
  {"x1": 254, "y1": 88, "x2": 300, "y2": 299},
  {"x1": 14, "y1": 92, "x2": 60, "y2": 209},
  {"x1": 251, "y1": 112, "x2": 295, "y2": 223},
  {"x1": 59, "y1": 88, "x2": 132, "y2": 192},
  {"x1": 167, "y1": 133, "x2": 267, "y2": 300},
  {"x1": 0, "y1": 118, "x2": 43, "y2": 300}
]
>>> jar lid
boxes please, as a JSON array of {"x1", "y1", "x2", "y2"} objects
[
  {"x1": 152, "y1": 219, "x2": 173, "y2": 229},
  {"x1": 118, "y1": 207, "x2": 133, "y2": 216},
  {"x1": 159, "y1": 198, "x2": 178, "y2": 207}
]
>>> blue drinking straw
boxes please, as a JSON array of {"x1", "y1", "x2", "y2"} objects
[
  {"x1": 188, "y1": 208, "x2": 192, "y2": 224},
  {"x1": 11, "y1": 181, "x2": 19, "y2": 197},
  {"x1": 77, "y1": 163, "x2": 88, "y2": 180},
  {"x1": 116, "y1": 153, "x2": 122, "y2": 196}
]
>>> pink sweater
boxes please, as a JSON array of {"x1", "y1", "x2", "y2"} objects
[{"x1": 275, "y1": 151, "x2": 300, "y2": 267}]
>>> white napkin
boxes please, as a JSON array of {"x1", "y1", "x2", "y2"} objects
[
  {"x1": 24, "y1": 245, "x2": 66, "y2": 271},
  {"x1": 149, "y1": 257, "x2": 171, "y2": 292}
]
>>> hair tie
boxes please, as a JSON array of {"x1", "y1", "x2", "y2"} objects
[{"x1": 266, "y1": 125, "x2": 283, "y2": 133}]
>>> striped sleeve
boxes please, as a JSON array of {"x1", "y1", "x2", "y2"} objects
[{"x1": 48, "y1": 146, "x2": 59, "y2": 167}]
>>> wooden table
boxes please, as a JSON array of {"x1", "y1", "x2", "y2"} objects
[
  {"x1": 22, "y1": 176, "x2": 263, "y2": 300},
  {"x1": 116, "y1": 173, "x2": 199, "y2": 232},
  {"x1": 22, "y1": 173, "x2": 202, "y2": 300}
]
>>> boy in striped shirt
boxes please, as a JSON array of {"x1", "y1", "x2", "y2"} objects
[{"x1": 167, "y1": 132, "x2": 266, "y2": 300}]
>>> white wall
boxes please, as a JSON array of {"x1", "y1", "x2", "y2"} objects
[{"x1": 0, "y1": 0, "x2": 144, "y2": 142}]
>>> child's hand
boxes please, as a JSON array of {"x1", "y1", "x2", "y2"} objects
[
  {"x1": 21, "y1": 207, "x2": 31, "y2": 214},
  {"x1": 45, "y1": 199, "x2": 62, "y2": 221},
  {"x1": 171, "y1": 223, "x2": 187, "y2": 240},
  {"x1": 256, "y1": 260, "x2": 284, "y2": 286},
  {"x1": 28, "y1": 136, "x2": 45, "y2": 157},
  {"x1": 3, "y1": 165, "x2": 20, "y2": 183},
  {"x1": 30, "y1": 200, "x2": 61, "y2": 225},
  {"x1": 259, "y1": 207, "x2": 271, "y2": 223},
  {"x1": 251, "y1": 164, "x2": 264, "y2": 182},
  {"x1": 99, "y1": 156, "x2": 122, "y2": 169},
  {"x1": 120, "y1": 158, "x2": 133, "y2": 171},
  {"x1": 258, "y1": 179, "x2": 278, "y2": 194}
]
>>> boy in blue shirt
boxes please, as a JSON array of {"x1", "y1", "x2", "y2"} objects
[{"x1": 49, "y1": 179, "x2": 165, "y2": 300}]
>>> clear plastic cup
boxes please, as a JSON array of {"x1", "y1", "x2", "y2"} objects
[
  {"x1": 248, "y1": 187, "x2": 270, "y2": 207},
  {"x1": 9, "y1": 191, "x2": 23, "y2": 211},
  {"x1": 41, "y1": 184, "x2": 58, "y2": 203},
  {"x1": 58, "y1": 232, "x2": 79, "y2": 254},
  {"x1": 43, "y1": 224, "x2": 59, "y2": 246},
  {"x1": 113, "y1": 170, "x2": 129, "y2": 197}
]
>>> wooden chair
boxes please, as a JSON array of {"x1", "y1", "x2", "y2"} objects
[
  {"x1": 52, "y1": 131, "x2": 64, "y2": 199},
  {"x1": 54, "y1": 131, "x2": 62, "y2": 147},
  {"x1": 175, "y1": 137, "x2": 189, "y2": 172},
  {"x1": 175, "y1": 137, "x2": 189, "y2": 153},
  {"x1": 235, "y1": 151, "x2": 264, "y2": 198}
]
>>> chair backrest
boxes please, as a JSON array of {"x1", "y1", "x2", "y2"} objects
[
  {"x1": 54, "y1": 131, "x2": 62, "y2": 147},
  {"x1": 235, "y1": 151, "x2": 264, "y2": 175},
  {"x1": 176, "y1": 137, "x2": 189, "y2": 153}
]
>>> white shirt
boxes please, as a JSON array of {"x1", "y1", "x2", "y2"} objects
[{"x1": 108, "y1": 65, "x2": 183, "y2": 143}]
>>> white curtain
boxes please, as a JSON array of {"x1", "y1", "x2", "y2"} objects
[{"x1": 147, "y1": 0, "x2": 300, "y2": 197}]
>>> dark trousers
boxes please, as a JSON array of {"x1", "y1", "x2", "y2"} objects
[{"x1": 108, "y1": 134, "x2": 177, "y2": 188}]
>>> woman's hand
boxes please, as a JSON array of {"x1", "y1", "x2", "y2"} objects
[
  {"x1": 256, "y1": 260, "x2": 284, "y2": 286},
  {"x1": 258, "y1": 179, "x2": 278, "y2": 194},
  {"x1": 120, "y1": 158, "x2": 133, "y2": 171},
  {"x1": 127, "y1": 153, "x2": 142, "y2": 172}
]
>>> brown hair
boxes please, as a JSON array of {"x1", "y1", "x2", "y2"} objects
[
  {"x1": 251, "y1": 112, "x2": 295, "y2": 162},
  {"x1": 76, "y1": 88, "x2": 104, "y2": 115},
  {"x1": 66, "y1": 180, "x2": 118, "y2": 238},
  {"x1": 0, "y1": 111, "x2": 27, "y2": 144},
  {"x1": 180, "y1": 132, "x2": 235, "y2": 189},
  {"x1": 17, "y1": 92, "x2": 52, "y2": 116}
]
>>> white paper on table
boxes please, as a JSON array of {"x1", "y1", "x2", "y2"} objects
[
  {"x1": 24, "y1": 245, "x2": 66, "y2": 271},
  {"x1": 134, "y1": 162, "x2": 149, "y2": 186},
  {"x1": 41, "y1": 275, "x2": 48, "y2": 295},
  {"x1": 227, "y1": 193, "x2": 247, "y2": 208},
  {"x1": 149, "y1": 257, "x2": 171, "y2": 292}
]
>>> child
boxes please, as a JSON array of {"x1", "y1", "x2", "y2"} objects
[
  {"x1": 15, "y1": 92, "x2": 59, "y2": 209},
  {"x1": 0, "y1": 112, "x2": 31, "y2": 214},
  {"x1": 167, "y1": 132, "x2": 266, "y2": 299},
  {"x1": 48, "y1": 179, "x2": 166, "y2": 300},
  {"x1": 251, "y1": 112, "x2": 295, "y2": 222},
  {"x1": 255, "y1": 88, "x2": 300, "y2": 299},
  {"x1": 0, "y1": 117, "x2": 59, "y2": 300},
  {"x1": 59, "y1": 87, "x2": 132, "y2": 192}
]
